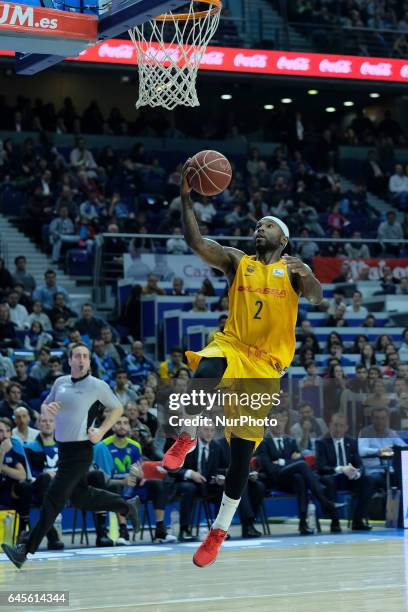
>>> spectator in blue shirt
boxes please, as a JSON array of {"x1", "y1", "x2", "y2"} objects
[
  {"x1": 92, "y1": 338, "x2": 117, "y2": 384},
  {"x1": 33, "y1": 270, "x2": 70, "y2": 309},
  {"x1": 122, "y1": 341, "x2": 156, "y2": 386}
]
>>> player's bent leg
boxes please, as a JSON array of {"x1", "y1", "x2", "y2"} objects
[
  {"x1": 162, "y1": 357, "x2": 227, "y2": 472},
  {"x1": 193, "y1": 437, "x2": 255, "y2": 568}
]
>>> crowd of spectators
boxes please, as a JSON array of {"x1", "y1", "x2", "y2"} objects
[
  {"x1": 1, "y1": 110, "x2": 408, "y2": 274},
  {"x1": 283, "y1": 0, "x2": 408, "y2": 56}
]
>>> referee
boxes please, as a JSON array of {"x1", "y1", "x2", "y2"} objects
[{"x1": 2, "y1": 343, "x2": 140, "y2": 569}]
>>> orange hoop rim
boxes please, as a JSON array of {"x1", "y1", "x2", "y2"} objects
[{"x1": 154, "y1": 0, "x2": 222, "y2": 22}]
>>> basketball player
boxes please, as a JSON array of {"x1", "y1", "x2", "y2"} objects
[
  {"x1": 162, "y1": 162, "x2": 340, "y2": 567},
  {"x1": 2, "y1": 343, "x2": 140, "y2": 569}
]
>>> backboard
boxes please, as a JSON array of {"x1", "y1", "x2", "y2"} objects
[{"x1": 0, "y1": 0, "x2": 187, "y2": 74}]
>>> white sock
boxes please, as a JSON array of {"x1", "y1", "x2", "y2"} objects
[
  {"x1": 212, "y1": 493, "x2": 240, "y2": 532},
  {"x1": 180, "y1": 423, "x2": 197, "y2": 439}
]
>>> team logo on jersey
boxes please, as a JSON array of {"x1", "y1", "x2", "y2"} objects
[
  {"x1": 273, "y1": 269, "x2": 284, "y2": 277},
  {"x1": 244, "y1": 266, "x2": 255, "y2": 275}
]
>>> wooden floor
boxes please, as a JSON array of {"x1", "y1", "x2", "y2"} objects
[{"x1": 1, "y1": 525, "x2": 407, "y2": 611}]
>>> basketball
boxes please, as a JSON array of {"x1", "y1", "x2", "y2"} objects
[{"x1": 187, "y1": 150, "x2": 232, "y2": 196}]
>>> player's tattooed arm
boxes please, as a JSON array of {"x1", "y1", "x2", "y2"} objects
[
  {"x1": 282, "y1": 255, "x2": 323, "y2": 304},
  {"x1": 180, "y1": 161, "x2": 244, "y2": 280}
]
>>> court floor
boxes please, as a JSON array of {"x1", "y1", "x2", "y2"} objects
[{"x1": 1, "y1": 525, "x2": 407, "y2": 612}]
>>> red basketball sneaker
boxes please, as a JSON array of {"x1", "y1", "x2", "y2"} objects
[
  {"x1": 162, "y1": 433, "x2": 197, "y2": 472},
  {"x1": 193, "y1": 528, "x2": 228, "y2": 568}
]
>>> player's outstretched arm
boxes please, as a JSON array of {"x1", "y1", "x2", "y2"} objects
[
  {"x1": 180, "y1": 161, "x2": 244, "y2": 277},
  {"x1": 282, "y1": 255, "x2": 323, "y2": 304}
]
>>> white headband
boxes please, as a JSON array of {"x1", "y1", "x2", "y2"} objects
[{"x1": 261, "y1": 216, "x2": 290, "y2": 238}]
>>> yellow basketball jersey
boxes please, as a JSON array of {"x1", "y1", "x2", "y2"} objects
[{"x1": 222, "y1": 254, "x2": 299, "y2": 372}]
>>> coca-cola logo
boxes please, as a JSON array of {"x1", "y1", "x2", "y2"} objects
[
  {"x1": 360, "y1": 61, "x2": 392, "y2": 76},
  {"x1": 319, "y1": 59, "x2": 352, "y2": 74},
  {"x1": 233, "y1": 53, "x2": 267, "y2": 68},
  {"x1": 276, "y1": 55, "x2": 310, "y2": 71},
  {"x1": 98, "y1": 43, "x2": 133, "y2": 59},
  {"x1": 400, "y1": 65, "x2": 408, "y2": 79},
  {"x1": 200, "y1": 50, "x2": 224, "y2": 66}
]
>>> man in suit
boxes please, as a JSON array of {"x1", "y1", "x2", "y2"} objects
[
  {"x1": 316, "y1": 413, "x2": 375, "y2": 533},
  {"x1": 170, "y1": 425, "x2": 225, "y2": 541},
  {"x1": 256, "y1": 412, "x2": 341, "y2": 534}
]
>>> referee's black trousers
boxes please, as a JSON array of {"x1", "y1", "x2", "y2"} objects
[{"x1": 26, "y1": 441, "x2": 129, "y2": 554}]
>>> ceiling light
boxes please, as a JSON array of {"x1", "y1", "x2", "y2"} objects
[
  {"x1": 220, "y1": 94, "x2": 232, "y2": 100},
  {"x1": 343, "y1": 101, "x2": 354, "y2": 107},
  {"x1": 281, "y1": 98, "x2": 292, "y2": 104},
  {"x1": 307, "y1": 89, "x2": 318, "y2": 95},
  {"x1": 369, "y1": 92, "x2": 380, "y2": 98},
  {"x1": 264, "y1": 104, "x2": 274, "y2": 110},
  {"x1": 325, "y1": 106, "x2": 336, "y2": 113}
]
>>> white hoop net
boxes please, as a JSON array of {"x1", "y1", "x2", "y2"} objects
[{"x1": 129, "y1": 1, "x2": 221, "y2": 110}]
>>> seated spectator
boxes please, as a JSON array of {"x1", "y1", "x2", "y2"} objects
[
  {"x1": 12, "y1": 407, "x2": 38, "y2": 443},
  {"x1": 344, "y1": 232, "x2": 370, "y2": 259},
  {"x1": 358, "y1": 408, "x2": 405, "y2": 490},
  {"x1": 142, "y1": 274, "x2": 165, "y2": 296},
  {"x1": 382, "y1": 352, "x2": 400, "y2": 378},
  {"x1": 12, "y1": 255, "x2": 36, "y2": 294},
  {"x1": 297, "y1": 228, "x2": 319, "y2": 264},
  {"x1": 290, "y1": 402, "x2": 328, "y2": 451},
  {"x1": 100, "y1": 326, "x2": 126, "y2": 367},
  {"x1": 33, "y1": 269, "x2": 70, "y2": 309},
  {"x1": 24, "y1": 321, "x2": 53, "y2": 351},
  {"x1": 328, "y1": 202, "x2": 349, "y2": 232},
  {"x1": 359, "y1": 342, "x2": 376, "y2": 370},
  {"x1": 389, "y1": 164, "x2": 408, "y2": 210},
  {"x1": 326, "y1": 331, "x2": 343, "y2": 353},
  {"x1": 398, "y1": 328, "x2": 408, "y2": 363},
  {"x1": 377, "y1": 211, "x2": 403, "y2": 256},
  {"x1": 0, "y1": 417, "x2": 31, "y2": 538},
  {"x1": 7, "y1": 290, "x2": 28, "y2": 329},
  {"x1": 122, "y1": 340, "x2": 156, "y2": 386},
  {"x1": 25, "y1": 300, "x2": 52, "y2": 332},
  {"x1": 347, "y1": 365, "x2": 370, "y2": 394},
  {"x1": 0, "y1": 303, "x2": 20, "y2": 350},
  {"x1": 0, "y1": 382, "x2": 32, "y2": 421},
  {"x1": 11, "y1": 359, "x2": 42, "y2": 403},
  {"x1": 327, "y1": 289, "x2": 346, "y2": 315},
  {"x1": 346, "y1": 291, "x2": 368, "y2": 318},
  {"x1": 92, "y1": 338, "x2": 117, "y2": 384},
  {"x1": 74, "y1": 303, "x2": 107, "y2": 340},
  {"x1": 159, "y1": 347, "x2": 189, "y2": 381},
  {"x1": 194, "y1": 197, "x2": 217, "y2": 225},
  {"x1": 136, "y1": 396, "x2": 158, "y2": 438},
  {"x1": 0, "y1": 352, "x2": 16, "y2": 379},
  {"x1": 325, "y1": 343, "x2": 353, "y2": 367},
  {"x1": 171, "y1": 277, "x2": 186, "y2": 296},
  {"x1": 70, "y1": 137, "x2": 97, "y2": 176},
  {"x1": 362, "y1": 150, "x2": 388, "y2": 196},
  {"x1": 363, "y1": 314, "x2": 376, "y2": 328},
  {"x1": 326, "y1": 304, "x2": 348, "y2": 327},
  {"x1": 190, "y1": 292, "x2": 208, "y2": 312},
  {"x1": 49, "y1": 206, "x2": 80, "y2": 264},
  {"x1": 315, "y1": 413, "x2": 375, "y2": 532},
  {"x1": 93, "y1": 415, "x2": 175, "y2": 544},
  {"x1": 351, "y1": 334, "x2": 369, "y2": 354},
  {"x1": 42, "y1": 356, "x2": 64, "y2": 391},
  {"x1": 113, "y1": 370, "x2": 139, "y2": 405},
  {"x1": 51, "y1": 316, "x2": 70, "y2": 347},
  {"x1": 301, "y1": 360, "x2": 322, "y2": 388},
  {"x1": 30, "y1": 347, "x2": 51, "y2": 382},
  {"x1": 297, "y1": 200, "x2": 325, "y2": 237},
  {"x1": 166, "y1": 227, "x2": 188, "y2": 254},
  {"x1": 48, "y1": 291, "x2": 77, "y2": 327},
  {"x1": 332, "y1": 262, "x2": 353, "y2": 284},
  {"x1": 256, "y1": 411, "x2": 338, "y2": 535}
]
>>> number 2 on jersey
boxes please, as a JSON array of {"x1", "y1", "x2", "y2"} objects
[{"x1": 253, "y1": 300, "x2": 263, "y2": 320}]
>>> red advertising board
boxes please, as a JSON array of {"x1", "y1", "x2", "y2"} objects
[
  {"x1": 313, "y1": 257, "x2": 408, "y2": 283},
  {"x1": 1, "y1": 39, "x2": 408, "y2": 83}
]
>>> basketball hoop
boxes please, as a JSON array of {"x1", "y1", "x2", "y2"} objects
[{"x1": 128, "y1": 0, "x2": 222, "y2": 110}]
